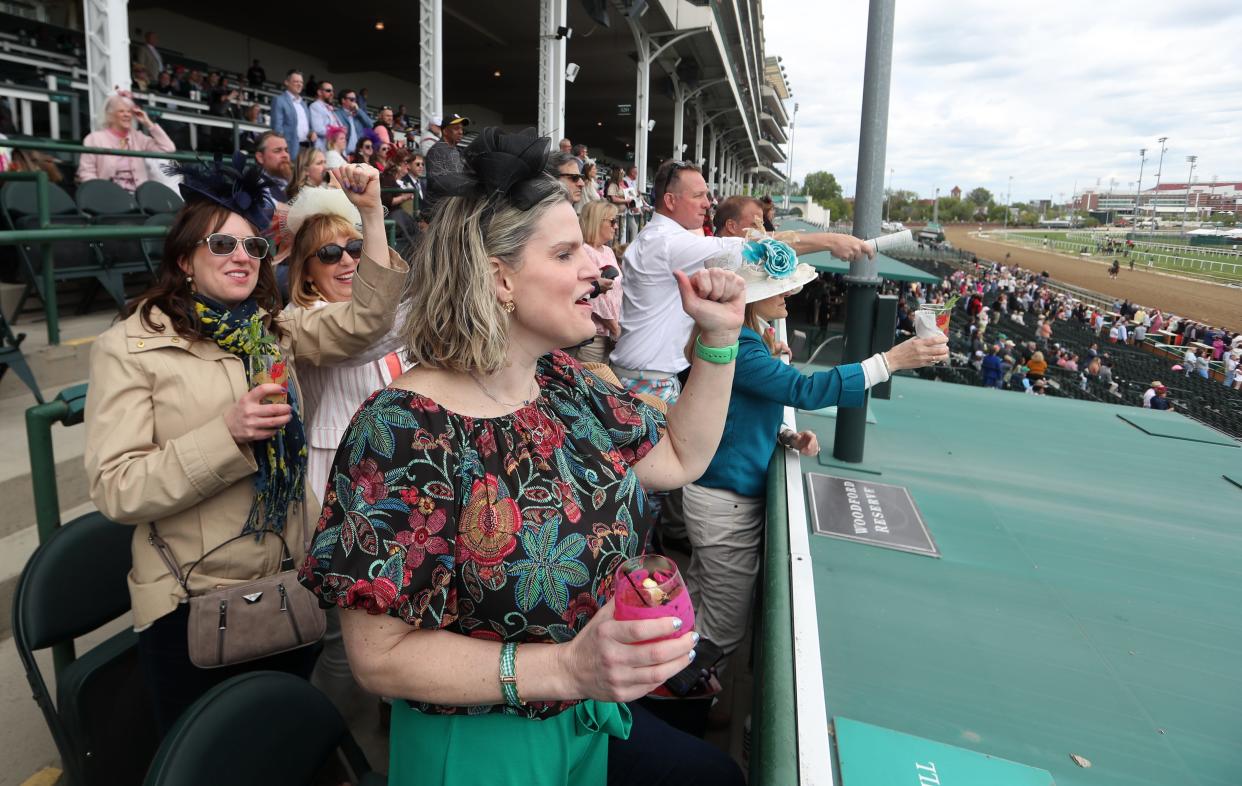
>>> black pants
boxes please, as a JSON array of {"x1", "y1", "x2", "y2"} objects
[
  {"x1": 608, "y1": 702, "x2": 745, "y2": 786},
  {"x1": 137, "y1": 603, "x2": 321, "y2": 737}
]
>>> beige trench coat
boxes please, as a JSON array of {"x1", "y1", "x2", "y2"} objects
[{"x1": 85, "y1": 248, "x2": 408, "y2": 630}]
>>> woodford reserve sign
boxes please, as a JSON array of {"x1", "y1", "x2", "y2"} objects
[{"x1": 805, "y1": 473, "x2": 939, "y2": 557}]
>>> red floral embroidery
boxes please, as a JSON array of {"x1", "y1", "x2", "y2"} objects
[
  {"x1": 344, "y1": 576, "x2": 399, "y2": 614},
  {"x1": 396, "y1": 507, "x2": 450, "y2": 568},
  {"x1": 456, "y1": 474, "x2": 520, "y2": 566},
  {"x1": 349, "y1": 458, "x2": 388, "y2": 504}
]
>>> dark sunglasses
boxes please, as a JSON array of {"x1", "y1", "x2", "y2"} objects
[
  {"x1": 199, "y1": 233, "x2": 268, "y2": 259},
  {"x1": 559, "y1": 173, "x2": 585, "y2": 184},
  {"x1": 314, "y1": 238, "x2": 364, "y2": 264},
  {"x1": 605, "y1": 218, "x2": 618, "y2": 226}
]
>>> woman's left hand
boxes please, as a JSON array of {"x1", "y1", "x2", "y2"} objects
[
  {"x1": 330, "y1": 164, "x2": 382, "y2": 214},
  {"x1": 792, "y1": 430, "x2": 820, "y2": 456},
  {"x1": 132, "y1": 107, "x2": 153, "y2": 128},
  {"x1": 674, "y1": 268, "x2": 745, "y2": 346}
]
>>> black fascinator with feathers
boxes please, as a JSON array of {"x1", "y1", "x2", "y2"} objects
[
  {"x1": 164, "y1": 153, "x2": 276, "y2": 231},
  {"x1": 437, "y1": 127, "x2": 560, "y2": 210}
]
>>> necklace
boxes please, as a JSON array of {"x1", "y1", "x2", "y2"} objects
[{"x1": 468, "y1": 371, "x2": 539, "y2": 409}]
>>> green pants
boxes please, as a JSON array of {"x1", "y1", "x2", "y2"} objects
[{"x1": 389, "y1": 700, "x2": 633, "y2": 786}]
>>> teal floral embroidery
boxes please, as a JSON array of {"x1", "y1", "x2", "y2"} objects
[{"x1": 507, "y1": 515, "x2": 589, "y2": 614}]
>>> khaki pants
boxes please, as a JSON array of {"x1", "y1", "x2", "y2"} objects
[
  {"x1": 682, "y1": 482, "x2": 764, "y2": 661},
  {"x1": 577, "y1": 335, "x2": 611, "y2": 365}
]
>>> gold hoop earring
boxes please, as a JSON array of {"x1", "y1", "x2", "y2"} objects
[{"x1": 502, "y1": 301, "x2": 516, "y2": 314}]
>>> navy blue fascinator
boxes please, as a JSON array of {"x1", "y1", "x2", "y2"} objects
[
  {"x1": 164, "y1": 153, "x2": 276, "y2": 231},
  {"x1": 438, "y1": 127, "x2": 560, "y2": 210}
]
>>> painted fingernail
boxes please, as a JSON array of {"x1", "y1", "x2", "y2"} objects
[
  {"x1": 671, "y1": 618, "x2": 683, "y2": 631},
  {"x1": 688, "y1": 649, "x2": 697, "y2": 663},
  {"x1": 691, "y1": 632, "x2": 701, "y2": 646}
]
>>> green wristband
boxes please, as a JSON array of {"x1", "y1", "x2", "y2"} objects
[
  {"x1": 695, "y1": 336, "x2": 739, "y2": 364},
  {"x1": 499, "y1": 642, "x2": 522, "y2": 707}
]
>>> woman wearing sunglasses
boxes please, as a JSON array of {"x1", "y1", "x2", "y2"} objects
[{"x1": 83, "y1": 161, "x2": 408, "y2": 734}]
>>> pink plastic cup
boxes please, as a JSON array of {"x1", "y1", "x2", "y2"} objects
[{"x1": 613, "y1": 554, "x2": 695, "y2": 643}]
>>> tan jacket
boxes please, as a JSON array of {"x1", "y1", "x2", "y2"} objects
[{"x1": 85, "y1": 249, "x2": 408, "y2": 629}]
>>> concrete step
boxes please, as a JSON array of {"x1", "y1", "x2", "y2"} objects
[{"x1": 0, "y1": 310, "x2": 113, "y2": 403}]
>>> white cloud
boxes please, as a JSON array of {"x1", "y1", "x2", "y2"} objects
[{"x1": 764, "y1": 0, "x2": 1242, "y2": 204}]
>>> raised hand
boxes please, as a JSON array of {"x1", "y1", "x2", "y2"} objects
[
  {"x1": 673, "y1": 268, "x2": 746, "y2": 346},
  {"x1": 826, "y1": 233, "x2": 875, "y2": 263},
  {"x1": 329, "y1": 164, "x2": 382, "y2": 214},
  {"x1": 885, "y1": 334, "x2": 949, "y2": 371}
]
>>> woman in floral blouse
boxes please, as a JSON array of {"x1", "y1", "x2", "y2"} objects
[{"x1": 299, "y1": 128, "x2": 747, "y2": 785}]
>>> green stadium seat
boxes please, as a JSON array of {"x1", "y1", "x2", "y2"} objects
[
  {"x1": 0, "y1": 312, "x2": 42, "y2": 402},
  {"x1": 135, "y1": 181, "x2": 184, "y2": 215},
  {"x1": 76, "y1": 179, "x2": 154, "y2": 275}
]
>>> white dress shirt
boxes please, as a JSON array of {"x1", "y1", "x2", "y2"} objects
[
  {"x1": 609, "y1": 213, "x2": 744, "y2": 374},
  {"x1": 288, "y1": 90, "x2": 310, "y2": 145}
]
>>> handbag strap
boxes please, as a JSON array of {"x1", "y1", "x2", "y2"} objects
[{"x1": 148, "y1": 523, "x2": 295, "y2": 593}]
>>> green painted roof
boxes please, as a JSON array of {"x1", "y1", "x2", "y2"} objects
[
  {"x1": 776, "y1": 218, "x2": 940, "y2": 284},
  {"x1": 794, "y1": 374, "x2": 1241, "y2": 786}
]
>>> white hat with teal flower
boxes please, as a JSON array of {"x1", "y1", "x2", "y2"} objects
[{"x1": 708, "y1": 237, "x2": 817, "y2": 303}]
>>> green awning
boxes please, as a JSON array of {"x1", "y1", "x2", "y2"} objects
[{"x1": 776, "y1": 219, "x2": 941, "y2": 284}]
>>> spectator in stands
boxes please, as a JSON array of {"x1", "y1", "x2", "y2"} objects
[
  {"x1": 760, "y1": 195, "x2": 776, "y2": 232},
  {"x1": 622, "y1": 165, "x2": 643, "y2": 239},
  {"x1": 1026, "y1": 350, "x2": 1047, "y2": 383},
  {"x1": 680, "y1": 251, "x2": 946, "y2": 681},
  {"x1": 207, "y1": 87, "x2": 243, "y2": 152},
  {"x1": 577, "y1": 200, "x2": 623, "y2": 364},
  {"x1": 135, "y1": 30, "x2": 163, "y2": 82},
  {"x1": 373, "y1": 142, "x2": 393, "y2": 171},
  {"x1": 403, "y1": 153, "x2": 426, "y2": 199},
  {"x1": 272, "y1": 70, "x2": 314, "y2": 155},
  {"x1": 547, "y1": 151, "x2": 585, "y2": 209},
  {"x1": 1183, "y1": 347, "x2": 1197, "y2": 376},
  {"x1": 373, "y1": 106, "x2": 395, "y2": 146},
  {"x1": 418, "y1": 115, "x2": 442, "y2": 156},
  {"x1": 286, "y1": 146, "x2": 327, "y2": 202},
  {"x1": 84, "y1": 159, "x2": 407, "y2": 736},
  {"x1": 351, "y1": 132, "x2": 377, "y2": 165},
  {"x1": 239, "y1": 104, "x2": 265, "y2": 154},
  {"x1": 183, "y1": 69, "x2": 206, "y2": 100},
  {"x1": 424, "y1": 113, "x2": 470, "y2": 216},
  {"x1": 253, "y1": 131, "x2": 293, "y2": 201},
  {"x1": 153, "y1": 70, "x2": 176, "y2": 95},
  {"x1": 1224, "y1": 351, "x2": 1239, "y2": 389},
  {"x1": 558, "y1": 137, "x2": 572, "y2": 153},
  {"x1": 131, "y1": 63, "x2": 151, "y2": 92},
  {"x1": 394, "y1": 104, "x2": 413, "y2": 132},
  {"x1": 379, "y1": 148, "x2": 416, "y2": 213},
  {"x1": 981, "y1": 347, "x2": 1004, "y2": 388},
  {"x1": 333, "y1": 88, "x2": 373, "y2": 154},
  {"x1": 6, "y1": 146, "x2": 64, "y2": 184},
  {"x1": 1150, "y1": 384, "x2": 1170, "y2": 410},
  {"x1": 247, "y1": 58, "x2": 265, "y2": 87},
  {"x1": 356, "y1": 87, "x2": 369, "y2": 113},
  {"x1": 1142, "y1": 381, "x2": 1162, "y2": 408},
  {"x1": 1196, "y1": 350, "x2": 1211, "y2": 379},
  {"x1": 581, "y1": 160, "x2": 601, "y2": 203},
  {"x1": 572, "y1": 143, "x2": 589, "y2": 171},
  {"x1": 298, "y1": 127, "x2": 746, "y2": 786},
  {"x1": 77, "y1": 93, "x2": 175, "y2": 192},
  {"x1": 324, "y1": 125, "x2": 349, "y2": 168},
  {"x1": 309, "y1": 81, "x2": 336, "y2": 151}
]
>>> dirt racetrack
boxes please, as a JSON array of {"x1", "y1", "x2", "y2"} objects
[{"x1": 943, "y1": 226, "x2": 1242, "y2": 333}]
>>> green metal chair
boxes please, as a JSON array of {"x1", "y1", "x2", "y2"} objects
[
  {"x1": 0, "y1": 311, "x2": 42, "y2": 402},
  {"x1": 143, "y1": 671, "x2": 385, "y2": 786},
  {"x1": 141, "y1": 213, "x2": 175, "y2": 272},
  {"x1": 12, "y1": 511, "x2": 160, "y2": 786},
  {"x1": 135, "y1": 181, "x2": 184, "y2": 215},
  {"x1": 76, "y1": 179, "x2": 155, "y2": 276}
]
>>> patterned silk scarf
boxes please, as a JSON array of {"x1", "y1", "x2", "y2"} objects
[{"x1": 194, "y1": 295, "x2": 308, "y2": 535}]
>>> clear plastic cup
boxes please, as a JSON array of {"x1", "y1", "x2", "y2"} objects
[{"x1": 613, "y1": 554, "x2": 695, "y2": 643}]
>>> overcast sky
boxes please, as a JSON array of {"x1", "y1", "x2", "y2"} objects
[{"x1": 763, "y1": 0, "x2": 1242, "y2": 204}]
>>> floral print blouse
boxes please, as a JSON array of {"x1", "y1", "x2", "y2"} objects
[{"x1": 298, "y1": 351, "x2": 666, "y2": 720}]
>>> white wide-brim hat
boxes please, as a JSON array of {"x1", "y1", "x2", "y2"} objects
[
  {"x1": 738, "y1": 261, "x2": 818, "y2": 303},
  {"x1": 705, "y1": 237, "x2": 817, "y2": 304}
]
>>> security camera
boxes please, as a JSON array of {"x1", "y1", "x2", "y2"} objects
[
  {"x1": 647, "y1": 119, "x2": 656, "y2": 132},
  {"x1": 565, "y1": 63, "x2": 580, "y2": 83}
]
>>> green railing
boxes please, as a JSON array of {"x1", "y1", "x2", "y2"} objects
[
  {"x1": 752, "y1": 448, "x2": 798, "y2": 785},
  {"x1": 25, "y1": 382, "x2": 89, "y2": 675}
]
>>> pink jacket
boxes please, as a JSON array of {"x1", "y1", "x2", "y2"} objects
[{"x1": 77, "y1": 125, "x2": 176, "y2": 191}]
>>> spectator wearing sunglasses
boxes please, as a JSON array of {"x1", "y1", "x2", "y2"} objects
[
  {"x1": 547, "y1": 151, "x2": 586, "y2": 212},
  {"x1": 308, "y1": 81, "x2": 336, "y2": 152},
  {"x1": 577, "y1": 201, "x2": 623, "y2": 365},
  {"x1": 83, "y1": 162, "x2": 408, "y2": 733}
]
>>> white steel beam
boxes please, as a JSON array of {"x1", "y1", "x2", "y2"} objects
[
  {"x1": 83, "y1": 0, "x2": 130, "y2": 129},
  {"x1": 419, "y1": 0, "x2": 443, "y2": 135},
  {"x1": 537, "y1": 0, "x2": 567, "y2": 143}
]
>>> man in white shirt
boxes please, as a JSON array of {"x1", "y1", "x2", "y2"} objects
[
  {"x1": 308, "y1": 81, "x2": 336, "y2": 151},
  {"x1": 271, "y1": 70, "x2": 312, "y2": 154},
  {"x1": 1142, "y1": 381, "x2": 1162, "y2": 407}
]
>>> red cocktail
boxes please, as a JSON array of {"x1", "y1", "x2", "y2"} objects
[{"x1": 613, "y1": 554, "x2": 695, "y2": 642}]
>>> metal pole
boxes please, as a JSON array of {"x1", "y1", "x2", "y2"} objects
[
  {"x1": 1183, "y1": 156, "x2": 1196, "y2": 226},
  {"x1": 782, "y1": 102, "x2": 798, "y2": 209},
  {"x1": 34, "y1": 169, "x2": 59, "y2": 345},
  {"x1": 1134, "y1": 148, "x2": 1146, "y2": 224},
  {"x1": 931, "y1": 186, "x2": 939, "y2": 224},
  {"x1": 1152, "y1": 136, "x2": 1168, "y2": 225},
  {"x1": 834, "y1": 0, "x2": 894, "y2": 464},
  {"x1": 1003, "y1": 175, "x2": 1012, "y2": 230}
]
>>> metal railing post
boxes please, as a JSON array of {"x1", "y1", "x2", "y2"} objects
[{"x1": 34, "y1": 169, "x2": 59, "y2": 345}]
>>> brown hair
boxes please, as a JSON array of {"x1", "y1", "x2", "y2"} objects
[
  {"x1": 285, "y1": 213, "x2": 362, "y2": 308},
  {"x1": 286, "y1": 146, "x2": 324, "y2": 202},
  {"x1": 652, "y1": 160, "x2": 700, "y2": 211},
  {"x1": 126, "y1": 201, "x2": 284, "y2": 340},
  {"x1": 713, "y1": 195, "x2": 763, "y2": 236},
  {"x1": 685, "y1": 302, "x2": 775, "y2": 364}
]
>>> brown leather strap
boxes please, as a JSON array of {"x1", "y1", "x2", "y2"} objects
[{"x1": 148, "y1": 523, "x2": 294, "y2": 594}]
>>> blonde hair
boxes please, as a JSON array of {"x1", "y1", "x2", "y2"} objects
[
  {"x1": 400, "y1": 181, "x2": 570, "y2": 372},
  {"x1": 286, "y1": 214, "x2": 361, "y2": 308},
  {"x1": 102, "y1": 94, "x2": 134, "y2": 127},
  {"x1": 579, "y1": 200, "x2": 618, "y2": 248},
  {"x1": 685, "y1": 303, "x2": 775, "y2": 364}
]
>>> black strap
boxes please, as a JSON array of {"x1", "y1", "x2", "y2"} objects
[{"x1": 148, "y1": 523, "x2": 295, "y2": 593}]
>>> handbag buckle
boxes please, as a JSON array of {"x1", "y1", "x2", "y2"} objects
[{"x1": 242, "y1": 592, "x2": 264, "y2": 603}]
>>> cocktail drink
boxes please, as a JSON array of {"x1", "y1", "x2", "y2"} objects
[
  {"x1": 250, "y1": 353, "x2": 289, "y2": 405},
  {"x1": 915, "y1": 304, "x2": 952, "y2": 339},
  {"x1": 613, "y1": 554, "x2": 695, "y2": 642}
]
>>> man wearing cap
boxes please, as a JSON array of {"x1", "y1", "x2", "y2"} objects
[
  {"x1": 1150, "y1": 385, "x2": 1171, "y2": 410},
  {"x1": 418, "y1": 115, "x2": 442, "y2": 156},
  {"x1": 424, "y1": 113, "x2": 471, "y2": 218}
]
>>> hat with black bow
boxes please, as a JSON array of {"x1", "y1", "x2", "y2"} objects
[{"x1": 434, "y1": 127, "x2": 561, "y2": 210}]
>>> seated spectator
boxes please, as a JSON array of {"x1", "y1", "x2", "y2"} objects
[
  {"x1": 77, "y1": 93, "x2": 175, "y2": 192},
  {"x1": 131, "y1": 63, "x2": 151, "y2": 92},
  {"x1": 153, "y1": 70, "x2": 176, "y2": 95},
  {"x1": 247, "y1": 58, "x2": 266, "y2": 86},
  {"x1": 372, "y1": 142, "x2": 393, "y2": 171},
  {"x1": 379, "y1": 149, "x2": 416, "y2": 213},
  {"x1": 84, "y1": 158, "x2": 407, "y2": 736},
  {"x1": 287, "y1": 146, "x2": 327, "y2": 202},
  {"x1": 351, "y1": 130, "x2": 378, "y2": 165},
  {"x1": 1150, "y1": 385, "x2": 1170, "y2": 410},
  {"x1": 253, "y1": 131, "x2": 293, "y2": 202},
  {"x1": 324, "y1": 125, "x2": 349, "y2": 169},
  {"x1": 239, "y1": 104, "x2": 265, "y2": 154},
  {"x1": 7, "y1": 146, "x2": 64, "y2": 184}
]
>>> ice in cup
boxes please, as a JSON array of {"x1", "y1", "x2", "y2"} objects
[
  {"x1": 250, "y1": 354, "x2": 289, "y2": 405},
  {"x1": 915, "y1": 304, "x2": 952, "y2": 339},
  {"x1": 613, "y1": 554, "x2": 695, "y2": 643}
]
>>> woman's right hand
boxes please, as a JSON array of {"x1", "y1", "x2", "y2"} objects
[
  {"x1": 559, "y1": 599, "x2": 697, "y2": 703},
  {"x1": 885, "y1": 334, "x2": 949, "y2": 371},
  {"x1": 224, "y1": 384, "x2": 292, "y2": 443}
]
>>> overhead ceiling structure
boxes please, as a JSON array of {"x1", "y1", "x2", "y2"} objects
[{"x1": 127, "y1": 0, "x2": 793, "y2": 191}]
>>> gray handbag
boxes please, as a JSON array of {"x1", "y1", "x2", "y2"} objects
[{"x1": 149, "y1": 524, "x2": 326, "y2": 668}]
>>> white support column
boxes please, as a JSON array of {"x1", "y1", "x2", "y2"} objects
[
  {"x1": 83, "y1": 0, "x2": 130, "y2": 129},
  {"x1": 419, "y1": 0, "x2": 443, "y2": 134},
  {"x1": 707, "y1": 124, "x2": 718, "y2": 194},
  {"x1": 693, "y1": 99, "x2": 705, "y2": 168},
  {"x1": 537, "y1": 0, "x2": 567, "y2": 143},
  {"x1": 671, "y1": 75, "x2": 686, "y2": 160}
]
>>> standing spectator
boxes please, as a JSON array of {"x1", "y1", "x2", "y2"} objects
[
  {"x1": 308, "y1": 81, "x2": 336, "y2": 151},
  {"x1": 572, "y1": 143, "x2": 589, "y2": 171},
  {"x1": 622, "y1": 165, "x2": 644, "y2": 242},
  {"x1": 324, "y1": 125, "x2": 349, "y2": 168},
  {"x1": 424, "y1": 113, "x2": 470, "y2": 216},
  {"x1": 246, "y1": 58, "x2": 265, "y2": 87},
  {"x1": 84, "y1": 159, "x2": 407, "y2": 735},
  {"x1": 253, "y1": 131, "x2": 293, "y2": 201},
  {"x1": 333, "y1": 88, "x2": 373, "y2": 155},
  {"x1": 271, "y1": 70, "x2": 314, "y2": 155},
  {"x1": 558, "y1": 137, "x2": 572, "y2": 153},
  {"x1": 577, "y1": 200, "x2": 622, "y2": 364},
  {"x1": 135, "y1": 31, "x2": 163, "y2": 82},
  {"x1": 77, "y1": 93, "x2": 175, "y2": 192},
  {"x1": 356, "y1": 87, "x2": 369, "y2": 113},
  {"x1": 981, "y1": 346, "x2": 1004, "y2": 388},
  {"x1": 546, "y1": 151, "x2": 585, "y2": 210},
  {"x1": 1196, "y1": 351, "x2": 1211, "y2": 379},
  {"x1": 605, "y1": 167, "x2": 630, "y2": 241},
  {"x1": 1224, "y1": 351, "x2": 1239, "y2": 389},
  {"x1": 417, "y1": 115, "x2": 442, "y2": 156},
  {"x1": 1026, "y1": 350, "x2": 1047, "y2": 383},
  {"x1": 373, "y1": 106, "x2": 395, "y2": 146},
  {"x1": 1183, "y1": 347, "x2": 1197, "y2": 376},
  {"x1": 580, "y1": 160, "x2": 602, "y2": 203}
]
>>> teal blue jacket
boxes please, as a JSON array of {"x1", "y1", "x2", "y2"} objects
[{"x1": 695, "y1": 326, "x2": 866, "y2": 498}]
